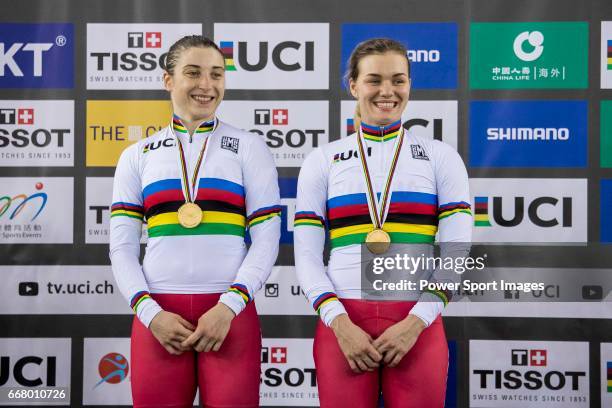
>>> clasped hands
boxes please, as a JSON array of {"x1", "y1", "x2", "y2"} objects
[
  {"x1": 149, "y1": 303, "x2": 235, "y2": 355},
  {"x1": 330, "y1": 313, "x2": 426, "y2": 373}
]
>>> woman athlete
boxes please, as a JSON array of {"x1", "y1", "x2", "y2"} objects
[
  {"x1": 294, "y1": 38, "x2": 472, "y2": 407},
  {"x1": 110, "y1": 35, "x2": 280, "y2": 408}
]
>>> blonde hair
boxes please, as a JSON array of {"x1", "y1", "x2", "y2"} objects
[{"x1": 345, "y1": 38, "x2": 411, "y2": 132}]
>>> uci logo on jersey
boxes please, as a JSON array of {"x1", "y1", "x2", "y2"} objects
[
  {"x1": 0, "y1": 23, "x2": 74, "y2": 88},
  {"x1": 332, "y1": 146, "x2": 372, "y2": 163}
]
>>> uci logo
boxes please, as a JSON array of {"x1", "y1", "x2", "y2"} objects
[
  {"x1": 474, "y1": 196, "x2": 572, "y2": 228},
  {"x1": 220, "y1": 41, "x2": 314, "y2": 72},
  {"x1": 0, "y1": 356, "x2": 57, "y2": 387},
  {"x1": 333, "y1": 147, "x2": 372, "y2": 163}
]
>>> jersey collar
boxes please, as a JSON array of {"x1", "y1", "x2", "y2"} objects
[
  {"x1": 171, "y1": 114, "x2": 215, "y2": 135},
  {"x1": 360, "y1": 120, "x2": 402, "y2": 143}
]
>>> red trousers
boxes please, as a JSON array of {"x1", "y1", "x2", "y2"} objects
[
  {"x1": 314, "y1": 300, "x2": 448, "y2": 408},
  {"x1": 130, "y1": 293, "x2": 261, "y2": 408}
]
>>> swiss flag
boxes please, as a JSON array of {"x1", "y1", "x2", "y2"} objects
[
  {"x1": 146, "y1": 32, "x2": 162, "y2": 48},
  {"x1": 530, "y1": 349, "x2": 547, "y2": 366},
  {"x1": 17, "y1": 109, "x2": 34, "y2": 125},
  {"x1": 270, "y1": 347, "x2": 287, "y2": 364}
]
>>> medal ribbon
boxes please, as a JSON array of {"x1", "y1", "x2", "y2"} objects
[
  {"x1": 356, "y1": 125, "x2": 405, "y2": 229},
  {"x1": 173, "y1": 117, "x2": 217, "y2": 203}
]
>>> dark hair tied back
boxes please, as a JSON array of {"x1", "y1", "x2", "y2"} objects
[{"x1": 164, "y1": 35, "x2": 224, "y2": 75}]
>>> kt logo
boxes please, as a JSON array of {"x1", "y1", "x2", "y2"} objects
[
  {"x1": 127, "y1": 32, "x2": 162, "y2": 49},
  {"x1": 254, "y1": 109, "x2": 289, "y2": 126}
]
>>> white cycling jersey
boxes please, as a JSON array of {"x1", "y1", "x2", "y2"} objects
[
  {"x1": 110, "y1": 116, "x2": 281, "y2": 327},
  {"x1": 294, "y1": 120, "x2": 472, "y2": 327}
]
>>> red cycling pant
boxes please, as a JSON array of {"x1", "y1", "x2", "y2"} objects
[
  {"x1": 314, "y1": 299, "x2": 448, "y2": 408},
  {"x1": 130, "y1": 293, "x2": 261, "y2": 408}
]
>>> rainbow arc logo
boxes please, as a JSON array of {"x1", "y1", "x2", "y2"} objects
[
  {"x1": 474, "y1": 196, "x2": 492, "y2": 227},
  {"x1": 0, "y1": 183, "x2": 47, "y2": 221},
  {"x1": 220, "y1": 41, "x2": 236, "y2": 71}
]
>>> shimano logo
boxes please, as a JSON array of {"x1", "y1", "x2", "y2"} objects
[
  {"x1": 487, "y1": 127, "x2": 569, "y2": 141},
  {"x1": 407, "y1": 49, "x2": 440, "y2": 63}
]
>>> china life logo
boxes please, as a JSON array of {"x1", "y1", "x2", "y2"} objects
[
  {"x1": 95, "y1": 352, "x2": 129, "y2": 388},
  {"x1": 470, "y1": 22, "x2": 587, "y2": 89}
]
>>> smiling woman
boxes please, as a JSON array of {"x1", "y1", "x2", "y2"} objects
[
  {"x1": 109, "y1": 35, "x2": 281, "y2": 408},
  {"x1": 294, "y1": 38, "x2": 472, "y2": 408}
]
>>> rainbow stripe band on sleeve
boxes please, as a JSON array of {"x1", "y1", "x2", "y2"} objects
[
  {"x1": 313, "y1": 292, "x2": 338, "y2": 315},
  {"x1": 111, "y1": 202, "x2": 144, "y2": 220},
  {"x1": 247, "y1": 205, "x2": 282, "y2": 228},
  {"x1": 228, "y1": 283, "x2": 251, "y2": 305},
  {"x1": 438, "y1": 201, "x2": 472, "y2": 220},
  {"x1": 294, "y1": 211, "x2": 325, "y2": 228},
  {"x1": 425, "y1": 289, "x2": 450, "y2": 307},
  {"x1": 130, "y1": 291, "x2": 151, "y2": 312}
]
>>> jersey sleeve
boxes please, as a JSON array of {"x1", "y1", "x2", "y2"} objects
[
  {"x1": 294, "y1": 148, "x2": 347, "y2": 326},
  {"x1": 218, "y1": 134, "x2": 281, "y2": 316},
  {"x1": 409, "y1": 142, "x2": 472, "y2": 326},
  {"x1": 109, "y1": 144, "x2": 162, "y2": 328}
]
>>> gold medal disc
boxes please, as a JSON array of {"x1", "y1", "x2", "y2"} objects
[
  {"x1": 365, "y1": 228, "x2": 391, "y2": 254},
  {"x1": 177, "y1": 202, "x2": 202, "y2": 228}
]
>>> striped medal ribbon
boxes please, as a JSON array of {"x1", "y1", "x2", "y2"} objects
[
  {"x1": 356, "y1": 125, "x2": 405, "y2": 254},
  {"x1": 174, "y1": 118, "x2": 217, "y2": 228}
]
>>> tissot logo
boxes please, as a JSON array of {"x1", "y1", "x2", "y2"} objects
[
  {"x1": 127, "y1": 32, "x2": 162, "y2": 48},
  {"x1": 254, "y1": 109, "x2": 289, "y2": 126},
  {"x1": 0, "y1": 108, "x2": 33, "y2": 125},
  {"x1": 214, "y1": 24, "x2": 329, "y2": 89},
  {"x1": 217, "y1": 101, "x2": 328, "y2": 167},
  {"x1": 511, "y1": 349, "x2": 547, "y2": 366},
  {"x1": 0, "y1": 101, "x2": 74, "y2": 166},
  {"x1": 471, "y1": 179, "x2": 587, "y2": 243},
  {"x1": 87, "y1": 24, "x2": 200, "y2": 90},
  {"x1": 260, "y1": 339, "x2": 317, "y2": 394},
  {"x1": 0, "y1": 23, "x2": 74, "y2": 88},
  {"x1": 470, "y1": 340, "x2": 589, "y2": 407}
]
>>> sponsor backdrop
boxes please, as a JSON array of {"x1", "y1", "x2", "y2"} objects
[{"x1": 0, "y1": 0, "x2": 611, "y2": 407}]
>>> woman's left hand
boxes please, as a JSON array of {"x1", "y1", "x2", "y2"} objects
[
  {"x1": 372, "y1": 314, "x2": 426, "y2": 367},
  {"x1": 181, "y1": 303, "x2": 235, "y2": 352}
]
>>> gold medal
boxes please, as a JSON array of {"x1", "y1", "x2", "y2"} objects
[
  {"x1": 177, "y1": 202, "x2": 202, "y2": 228},
  {"x1": 366, "y1": 228, "x2": 391, "y2": 254},
  {"x1": 356, "y1": 124, "x2": 405, "y2": 255},
  {"x1": 172, "y1": 117, "x2": 217, "y2": 230}
]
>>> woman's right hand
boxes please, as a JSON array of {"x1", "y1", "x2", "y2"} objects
[
  {"x1": 330, "y1": 314, "x2": 382, "y2": 373},
  {"x1": 149, "y1": 311, "x2": 196, "y2": 355}
]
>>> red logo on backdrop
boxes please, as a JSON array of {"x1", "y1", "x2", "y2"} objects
[
  {"x1": 146, "y1": 32, "x2": 162, "y2": 48},
  {"x1": 96, "y1": 352, "x2": 129, "y2": 387},
  {"x1": 272, "y1": 109, "x2": 288, "y2": 125},
  {"x1": 270, "y1": 347, "x2": 287, "y2": 364},
  {"x1": 530, "y1": 349, "x2": 547, "y2": 366},
  {"x1": 17, "y1": 109, "x2": 34, "y2": 125}
]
